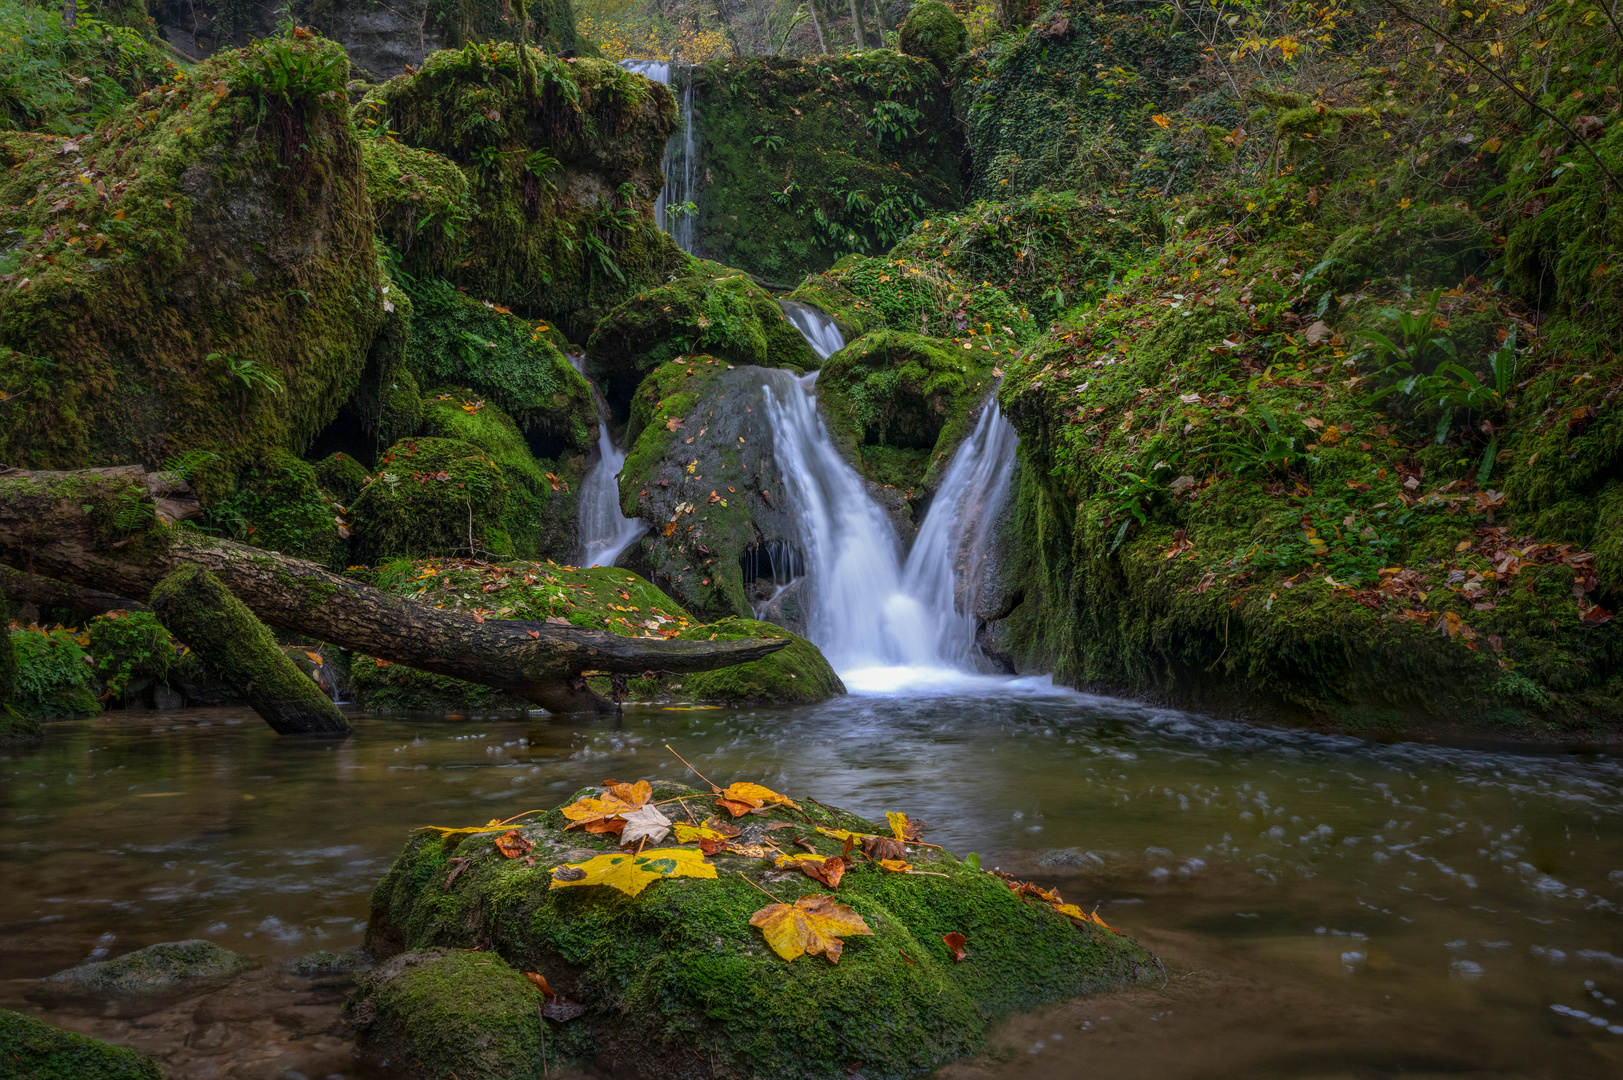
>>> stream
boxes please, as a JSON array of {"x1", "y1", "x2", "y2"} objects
[{"x1": 3, "y1": 699, "x2": 1621, "y2": 1078}]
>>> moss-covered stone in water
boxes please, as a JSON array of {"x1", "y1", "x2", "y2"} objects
[
  {"x1": 818, "y1": 330, "x2": 998, "y2": 490},
  {"x1": 288, "y1": 949, "x2": 358, "y2": 978},
  {"x1": 349, "y1": 949, "x2": 553, "y2": 1080},
  {"x1": 40, "y1": 940, "x2": 256, "y2": 996},
  {"x1": 691, "y1": 51, "x2": 964, "y2": 284},
  {"x1": 0, "y1": 34, "x2": 385, "y2": 500},
  {"x1": 0, "y1": 1008, "x2": 161, "y2": 1080},
  {"x1": 674, "y1": 618, "x2": 844, "y2": 704},
  {"x1": 586, "y1": 264, "x2": 818, "y2": 416},
  {"x1": 359, "y1": 785, "x2": 1155, "y2": 1079},
  {"x1": 350, "y1": 437, "x2": 512, "y2": 563},
  {"x1": 899, "y1": 1, "x2": 969, "y2": 75},
  {"x1": 230, "y1": 449, "x2": 348, "y2": 568},
  {"x1": 366, "y1": 44, "x2": 687, "y2": 340},
  {"x1": 421, "y1": 391, "x2": 585, "y2": 562}
]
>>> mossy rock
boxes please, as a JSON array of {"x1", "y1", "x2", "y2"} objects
[
  {"x1": 358, "y1": 784, "x2": 1157, "y2": 1079},
  {"x1": 586, "y1": 265, "x2": 818, "y2": 418},
  {"x1": 0, "y1": 34, "x2": 385, "y2": 500},
  {"x1": 401, "y1": 276, "x2": 595, "y2": 448},
  {"x1": 785, "y1": 252, "x2": 1033, "y2": 344},
  {"x1": 37, "y1": 940, "x2": 256, "y2": 997},
  {"x1": 350, "y1": 437, "x2": 512, "y2": 563},
  {"x1": 899, "y1": 1, "x2": 969, "y2": 75},
  {"x1": 0, "y1": 1008, "x2": 161, "y2": 1080},
  {"x1": 349, "y1": 949, "x2": 560, "y2": 1080},
  {"x1": 0, "y1": 705, "x2": 42, "y2": 745},
  {"x1": 365, "y1": 44, "x2": 687, "y2": 339},
  {"x1": 312, "y1": 452, "x2": 370, "y2": 506},
  {"x1": 288, "y1": 949, "x2": 358, "y2": 978},
  {"x1": 421, "y1": 390, "x2": 586, "y2": 561},
  {"x1": 231, "y1": 449, "x2": 348, "y2": 568},
  {"x1": 673, "y1": 618, "x2": 844, "y2": 705},
  {"x1": 691, "y1": 51, "x2": 965, "y2": 283},
  {"x1": 818, "y1": 329, "x2": 998, "y2": 490},
  {"x1": 1321, "y1": 203, "x2": 1490, "y2": 290}
]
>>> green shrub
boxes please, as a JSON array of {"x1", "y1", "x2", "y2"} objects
[
  {"x1": 85, "y1": 610, "x2": 181, "y2": 704},
  {"x1": 10, "y1": 625, "x2": 101, "y2": 719},
  {"x1": 0, "y1": 0, "x2": 174, "y2": 135}
]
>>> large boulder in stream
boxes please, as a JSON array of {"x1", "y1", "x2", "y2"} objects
[{"x1": 355, "y1": 781, "x2": 1157, "y2": 1079}]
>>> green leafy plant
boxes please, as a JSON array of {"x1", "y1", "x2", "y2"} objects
[{"x1": 751, "y1": 133, "x2": 786, "y2": 154}]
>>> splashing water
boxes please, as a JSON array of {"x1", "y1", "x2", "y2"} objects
[
  {"x1": 618, "y1": 60, "x2": 696, "y2": 253},
  {"x1": 571, "y1": 356, "x2": 645, "y2": 567},
  {"x1": 778, "y1": 300, "x2": 846, "y2": 361}
]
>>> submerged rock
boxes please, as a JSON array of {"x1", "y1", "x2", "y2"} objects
[
  {"x1": 357, "y1": 783, "x2": 1156, "y2": 1079},
  {"x1": 288, "y1": 950, "x2": 360, "y2": 978},
  {"x1": 39, "y1": 940, "x2": 256, "y2": 997},
  {"x1": 0, "y1": 1008, "x2": 161, "y2": 1080}
]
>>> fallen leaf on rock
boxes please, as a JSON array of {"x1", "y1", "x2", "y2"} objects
[
  {"x1": 716, "y1": 781, "x2": 800, "y2": 817},
  {"x1": 726, "y1": 842, "x2": 770, "y2": 858},
  {"x1": 750, "y1": 895, "x2": 872, "y2": 963},
  {"x1": 942, "y1": 933, "x2": 968, "y2": 961},
  {"x1": 672, "y1": 823, "x2": 733, "y2": 844},
  {"x1": 619, "y1": 804, "x2": 672, "y2": 847},
  {"x1": 1053, "y1": 903, "x2": 1116, "y2": 931},
  {"x1": 414, "y1": 817, "x2": 510, "y2": 837},
  {"x1": 523, "y1": 971, "x2": 556, "y2": 997},
  {"x1": 775, "y1": 853, "x2": 846, "y2": 887},
  {"x1": 444, "y1": 857, "x2": 472, "y2": 890},
  {"x1": 816, "y1": 826, "x2": 880, "y2": 844},
  {"x1": 549, "y1": 848, "x2": 716, "y2": 898},
  {"x1": 494, "y1": 830, "x2": 534, "y2": 859},
  {"x1": 885, "y1": 812, "x2": 925, "y2": 842},
  {"x1": 863, "y1": 836, "x2": 906, "y2": 861},
  {"x1": 561, "y1": 780, "x2": 652, "y2": 834},
  {"x1": 878, "y1": 858, "x2": 912, "y2": 873}
]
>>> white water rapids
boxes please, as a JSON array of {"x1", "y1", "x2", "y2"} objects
[{"x1": 764, "y1": 305, "x2": 1029, "y2": 694}]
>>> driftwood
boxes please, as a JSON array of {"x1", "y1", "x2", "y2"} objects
[
  {"x1": 152, "y1": 564, "x2": 352, "y2": 736},
  {"x1": 0, "y1": 465, "x2": 788, "y2": 713}
]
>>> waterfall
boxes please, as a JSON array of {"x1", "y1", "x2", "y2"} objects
[
  {"x1": 761, "y1": 308, "x2": 1024, "y2": 691},
  {"x1": 779, "y1": 300, "x2": 846, "y2": 361},
  {"x1": 619, "y1": 59, "x2": 696, "y2": 253},
  {"x1": 570, "y1": 356, "x2": 646, "y2": 568}
]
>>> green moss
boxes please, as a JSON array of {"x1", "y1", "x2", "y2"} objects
[
  {"x1": 39, "y1": 939, "x2": 256, "y2": 994},
  {"x1": 586, "y1": 265, "x2": 817, "y2": 413},
  {"x1": 401, "y1": 276, "x2": 595, "y2": 447},
  {"x1": 1320, "y1": 203, "x2": 1488, "y2": 291},
  {"x1": 692, "y1": 51, "x2": 966, "y2": 283},
  {"x1": 312, "y1": 451, "x2": 370, "y2": 505},
  {"x1": 367, "y1": 43, "x2": 686, "y2": 339},
  {"x1": 350, "y1": 949, "x2": 554, "y2": 1080},
  {"x1": 674, "y1": 617, "x2": 843, "y2": 704},
  {"x1": 788, "y1": 252, "x2": 1032, "y2": 343},
  {"x1": 361, "y1": 785, "x2": 1155, "y2": 1080},
  {"x1": 0, "y1": 33, "x2": 385, "y2": 501},
  {"x1": 818, "y1": 329, "x2": 998, "y2": 488},
  {"x1": 350, "y1": 436, "x2": 512, "y2": 563},
  {"x1": 350, "y1": 659, "x2": 531, "y2": 713},
  {"x1": 222, "y1": 449, "x2": 348, "y2": 567},
  {"x1": 0, "y1": 1008, "x2": 161, "y2": 1080},
  {"x1": 9, "y1": 625, "x2": 101, "y2": 720},
  {"x1": 420, "y1": 391, "x2": 584, "y2": 560},
  {"x1": 899, "y1": 1, "x2": 969, "y2": 75}
]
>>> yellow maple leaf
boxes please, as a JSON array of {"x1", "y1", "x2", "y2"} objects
[
  {"x1": 1151, "y1": 113, "x2": 1172, "y2": 128},
  {"x1": 549, "y1": 848, "x2": 716, "y2": 898},
  {"x1": 878, "y1": 858, "x2": 912, "y2": 873},
  {"x1": 1053, "y1": 902, "x2": 1116, "y2": 932},
  {"x1": 413, "y1": 817, "x2": 509, "y2": 837},
  {"x1": 814, "y1": 826, "x2": 879, "y2": 843},
  {"x1": 672, "y1": 822, "x2": 733, "y2": 843},
  {"x1": 560, "y1": 780, "x2": 652, "y2": 834},
  {"x1": 715, "y1": 782, "x2": 800, "y2": 814},
  {"x1": 750, "y1": 894, "x2": 872, "y2": 963}
]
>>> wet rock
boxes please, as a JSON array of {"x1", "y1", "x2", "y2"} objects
[
  {"x1": 671, "y1": 617, "x2": 844, "y2": 705},
  {"x1": 0, "y1": 1008, "x2": 162, "y2": 1080},
  {"x1": 288, "y1": 950, "x2": 359, "y2": 979},
  {"x1": 39, "y1": 940, "x2": 257, "y2": 998}
]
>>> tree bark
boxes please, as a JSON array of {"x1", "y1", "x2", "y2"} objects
[
  {"x1": 0, "y1": 566, "x2": 147, "y2": 617},
  {"x1": 0, "y1": 466, "x2": 789, "y2": 714},
  {"x1": 152, "y1": 564, "x2": 352, "y2": 736},
  {"x1": 848, "y1": 0, "x2": 868, "y2": 47},
  {"x1": 806, "y1": 0, "x2": 827, "y2": 53}
]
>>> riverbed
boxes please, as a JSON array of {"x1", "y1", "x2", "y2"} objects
[{"x1": 3, "y1": 685, "x2": 1621, "y2": 1078}]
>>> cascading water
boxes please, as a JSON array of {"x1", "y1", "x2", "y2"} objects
[
  {"x1": 618, "y1": 60, "x2": 696, "y2": 253},
  {"x1": 763, "y1": 309, "x2": 1025, "y2": 692},
  {"x1": 570, "y1": 356, "x2": 646, "y2": 568}
]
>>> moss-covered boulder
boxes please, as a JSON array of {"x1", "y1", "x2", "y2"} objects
[
  {"x1": 899, "y1": 1, "x2": 969, "y2": 75},
  {"x1": 350, "y1": 437, "x2": 512, "y2": 563},
  {"x1": 618, "y1": 359, "x2": 827, "y2": 622},
  {"x1": 691, "y1": 51, "x2": 965, "y2": 284},
  {"x1": 673, "y1": 618, "x2": 843, "y2": 704},
  {"x1": 365, "y1": 44, "x2": 687, "y2": 339},
  {"x1": 312, "y1": 451, "x2": 370, "y2": 505},
  {"x1": 0, "y1": 1008, "x2": 161, "y2": 1080},
  {"x1": 229, "y1": 449, "x2": 348, "y2": 568},
  {"x1": 38, "y1": 939, "x2": 256, "y2": 997},
  {"x1": 9, "y1": 625, "x2": 101, "y2": 720},
  {"x1": 586, "y1": 263, "x2": 817, "y2": 415},
  {"x1": 783, "y1": 252, "x2": 1032, "y2": 343},
  {"x1": 358, "y1": 783, "x2": 1156, "y2": 1079},
  {"x1": 0, "y1": 33, "x2": 386, "y2": 498},
  {"x1": 818, "y1": 330, "x2": 1000, "y2": 490},
  {"x1": 421, "y1": 391, "x2": 586, "y2": 561}
]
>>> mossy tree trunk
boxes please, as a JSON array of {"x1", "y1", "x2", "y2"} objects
[
  {"x1": 0, "y1": 466, "x2": 790, "y2": 714},
  {"x1": 151, "y1": 564, "x2": 353, "y2": 737},
  {"x1": 848, "y1": 0, "x2": 868, "y2": 46}
]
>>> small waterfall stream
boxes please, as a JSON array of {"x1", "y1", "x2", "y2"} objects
[
  {"x1": 619, "y1": 60, "x2": 696, "y2": 253},
  {"x1": 570, "y1": 356, "x2": 646, "y2": 568},
  {"x1": 763, "y1": 306, "x2": 1023, "y2": 690}
]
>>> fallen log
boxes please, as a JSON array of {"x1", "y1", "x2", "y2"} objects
[
  {"x1": 0, "y1": 465, "x2": 788, "y2": 713},
  {"x1": 0, "y1": 565, "x2": 148, "y2": 617},
  {"x1": 152, "y1": 564, "x2": 352, "y2": 736}
]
